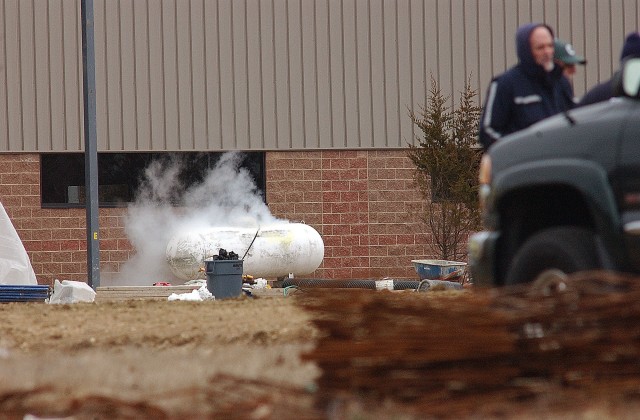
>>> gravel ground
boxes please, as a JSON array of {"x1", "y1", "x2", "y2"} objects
[{"x1": 0, "y1": 295, "x2": 322, "y2": 419}]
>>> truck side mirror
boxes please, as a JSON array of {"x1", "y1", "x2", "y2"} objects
[{"x1": 619, "y1": 57, "x2": 640, "y2": 98}]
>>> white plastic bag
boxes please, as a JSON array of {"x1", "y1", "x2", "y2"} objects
[
  {"x1": 0, "y1": 202, "x2": 36, "y2": 285},
  {"x1": 48, "y1": 279, "x2": 96, "y2": 304},
  {"x1": 167, "y1": 285, "x2": 213, "y2": 301}
]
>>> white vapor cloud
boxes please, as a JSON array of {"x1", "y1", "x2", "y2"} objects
[{"x1": 104, "y1": 151, "x2": 282, "y2": 286}]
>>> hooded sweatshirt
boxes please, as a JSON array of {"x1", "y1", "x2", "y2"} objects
[{"x1": 479, "y1": 23, "x2": 575, "y2": 150}]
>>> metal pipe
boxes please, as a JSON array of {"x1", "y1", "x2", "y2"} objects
[{"x1": 281, "y1": 278, "x2": 464, "y2": 291}]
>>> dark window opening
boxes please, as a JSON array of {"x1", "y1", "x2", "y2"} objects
[{"x1": 40, "y1": 152, "x2": 266, "y2": 208}]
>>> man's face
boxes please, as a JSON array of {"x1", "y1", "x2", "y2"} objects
[{"x1": 530, "y1": 27, "x2": 555, "y2": 71}]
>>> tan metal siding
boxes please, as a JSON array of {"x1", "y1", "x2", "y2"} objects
[
  {"x1": 5, "y1": 1, "x2": 25, "y2": 150},
  {"x1": 2, "y1": 0, "x2": 640, "y2": 152},
  {"x1": 19, "y1": 1, "x2": 36, "y2": 151}
]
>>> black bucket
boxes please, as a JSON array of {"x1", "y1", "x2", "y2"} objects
[{"x1": 205, "y1": 259, "x2": 244, "y2": 299}]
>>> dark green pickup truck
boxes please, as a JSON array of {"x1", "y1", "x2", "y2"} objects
[{"x1": 469, "y1": 57, "x2": 640, "y2": 286}]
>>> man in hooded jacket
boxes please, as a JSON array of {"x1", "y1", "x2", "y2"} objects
[{"x1": 479, "y1": 23, "x2": 575, "y2": 151}]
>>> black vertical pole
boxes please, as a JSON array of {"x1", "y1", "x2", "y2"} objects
[{"x1": 81, "y1": 0, "x2": 100, "y2": 288}]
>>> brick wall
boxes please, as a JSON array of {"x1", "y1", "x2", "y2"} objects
[
  {"x1": 0, "y1": 154, "x2": 133, "y2": 286},
  {"x1": 1, "y1": 151, "x2": 433, "y2": 285},
  {"x1": 266, "y1": 150, "x2": 430, "y2": 279}
]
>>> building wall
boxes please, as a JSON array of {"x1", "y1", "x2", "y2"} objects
[
  {"x1": 0, "y1": 154, "x2": 134, "y2": 285},
  {"x1": 266, "y1": 150, "x2": 429, "y2": 280},
  {"x1": 3, "y1": 0, "x2": 636, "y2": 284},
  {"x1": 3, "y1": 151, "x2": 428, "y2": 285},
  {"x1": 1, "y1": 0, "x2": 639, "y2": 152}
]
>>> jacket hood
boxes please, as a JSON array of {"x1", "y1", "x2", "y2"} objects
[{"x1": 515, "y1": 23, "x2": 560, "y2": 81}]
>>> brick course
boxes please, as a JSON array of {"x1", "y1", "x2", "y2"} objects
[{"x1": 1, "y1": 151, "x2": 434, "y2": 285}]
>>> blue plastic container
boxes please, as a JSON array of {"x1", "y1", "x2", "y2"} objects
[{"x1": 411, "y1": 259, "x2": 466, "y2": 280}]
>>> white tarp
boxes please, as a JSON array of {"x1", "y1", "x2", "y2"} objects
[{"x1": 0, "y1": 202, "x2": 36, "y2": 285}]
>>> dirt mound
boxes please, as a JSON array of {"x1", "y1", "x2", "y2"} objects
[{"x1": 0, "y1": 296, "x2": 322, "y2": 419}]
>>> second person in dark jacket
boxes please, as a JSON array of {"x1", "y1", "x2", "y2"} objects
[
  {"x1": 578, "y1": 32, "x2": 640, "y2": 107},
  {"x1": 479, "y1": 23, "x2": 575, "y2": 151}
]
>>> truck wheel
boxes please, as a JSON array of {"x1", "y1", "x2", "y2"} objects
[{"x1": 504, "y1": 227, "x2": 599, "y2": 285}]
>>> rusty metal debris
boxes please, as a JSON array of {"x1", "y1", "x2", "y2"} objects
[{"x1": 299, "y1": 270, "x2": 640, "y2": 417}]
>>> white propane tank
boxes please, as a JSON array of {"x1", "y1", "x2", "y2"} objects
[{"x1": 165, "y1": 222, "x2": 324, "y2": 281}]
